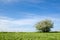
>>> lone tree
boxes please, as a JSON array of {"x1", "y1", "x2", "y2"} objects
[{"x1": 35, "y1": 19, "x2": 54, "y2": 32}]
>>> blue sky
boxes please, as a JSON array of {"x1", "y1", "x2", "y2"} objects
[{"x1": 0, "y1": 0, "x2": 60, "y2": 32}]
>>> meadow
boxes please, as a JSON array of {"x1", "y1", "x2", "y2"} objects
[{"x1": 0, "y1": 32, "x2": 60, "y2": 40}]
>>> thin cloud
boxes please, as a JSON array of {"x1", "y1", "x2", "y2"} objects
[
  {"x1": 0, "y1": 15, "x2": 60, "y2": 32},
  {"x1": 0, "y1": 0, "x2": 44, "y2": 4},
  {"x1": 0, "y1": 0, "x2": 19, "y2": 2},
  {"x1": 0, "y1": 16, "x2": 38, "y2": 32}
]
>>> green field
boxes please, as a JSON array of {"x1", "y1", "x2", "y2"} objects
[{"x1": 0, "y1": 32, "x2": 60, "y2": 40}]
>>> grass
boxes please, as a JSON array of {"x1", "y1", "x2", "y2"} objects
[{"x1": 0, "y1": 32, "x2": 60, "y2": 40}]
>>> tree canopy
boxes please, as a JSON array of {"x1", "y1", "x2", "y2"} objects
[{"x1": 35, "y1": 19, "x2": 54, "y2": 32}]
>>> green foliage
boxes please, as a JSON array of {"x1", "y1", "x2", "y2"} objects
[
  {"x1": 0, "y1": 32, "x2": 60, "y2": 40},
  {"x1": 35, "y1": 19, "x2": 54, "y2": 32}
]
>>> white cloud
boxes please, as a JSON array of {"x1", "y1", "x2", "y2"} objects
[
  {"x1": 0, "y1": 15, "x2": 60, "y2": 32},
  {"x1": 0, "y1": 16, "x2": 38, "y2": 32}
]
